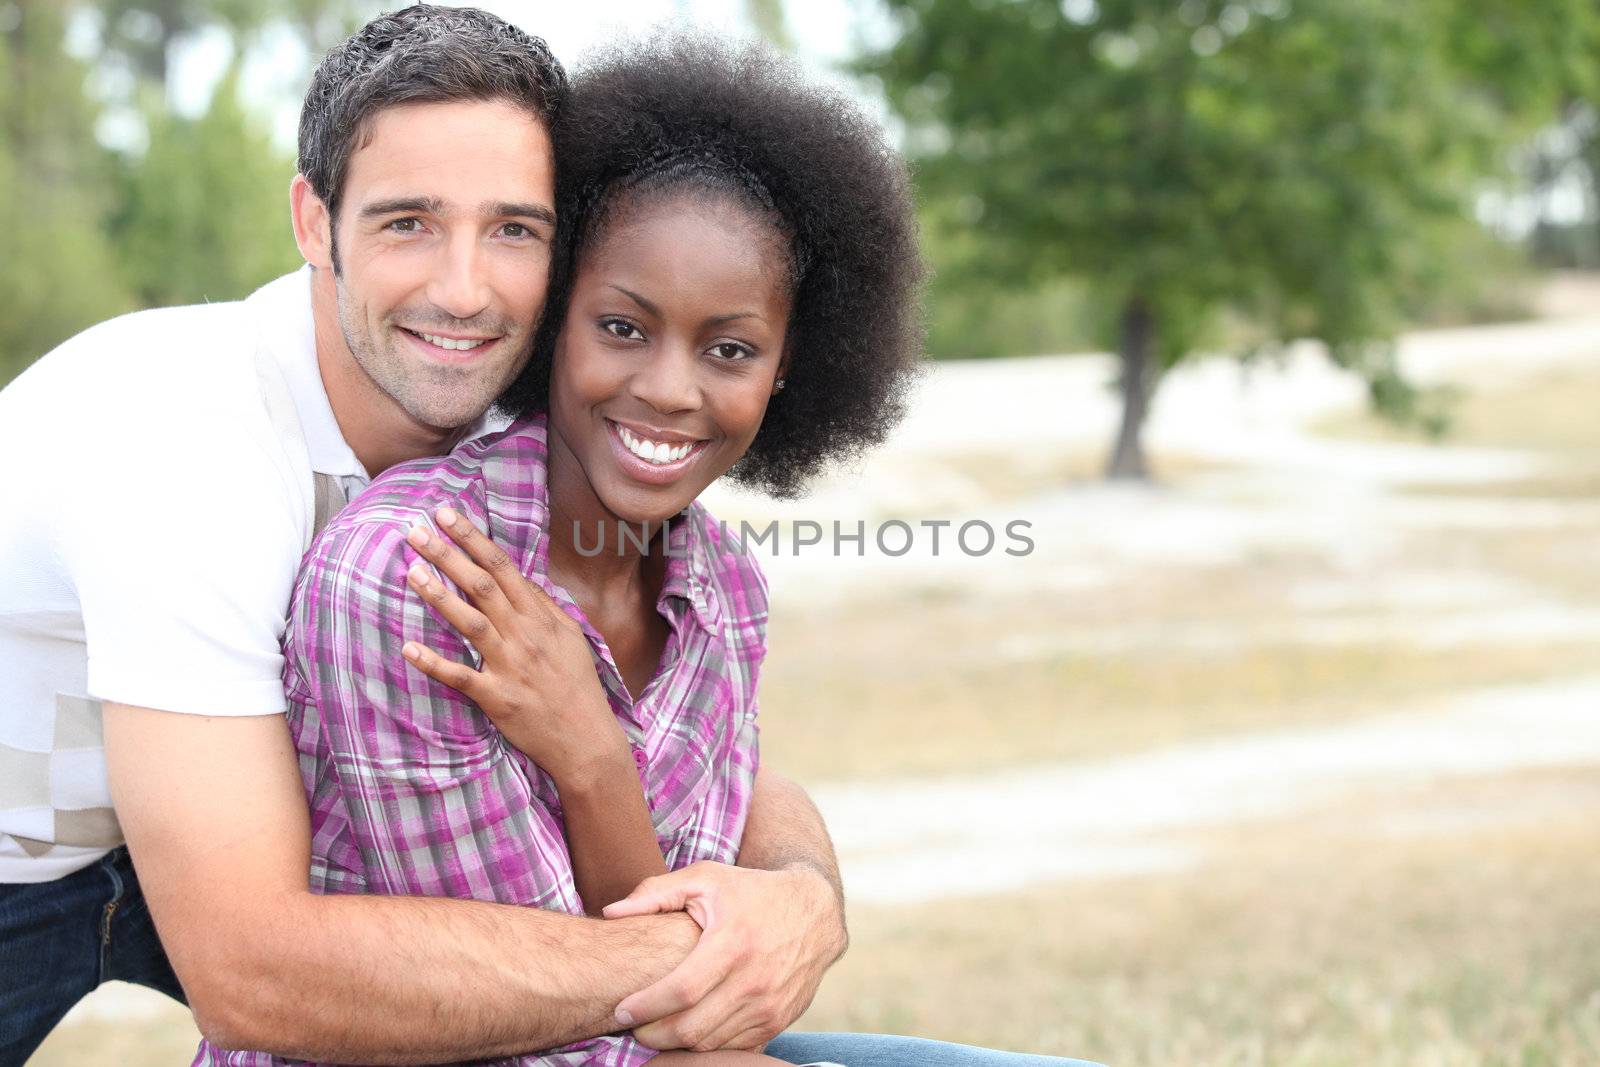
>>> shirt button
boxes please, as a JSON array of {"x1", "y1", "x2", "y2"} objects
[{"x1": 633, "y1": 748, "x2": 648, "y2": 768}]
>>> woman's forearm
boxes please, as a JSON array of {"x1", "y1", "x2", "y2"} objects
[{"x1": 555, "y1": 746, "x2": 671, "y2": 915}]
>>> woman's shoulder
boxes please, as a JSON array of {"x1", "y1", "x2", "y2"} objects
[{"x1": 314, "y1": 418, "x2": 550, "y2": 579}]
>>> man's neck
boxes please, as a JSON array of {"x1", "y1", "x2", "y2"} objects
[{"x1": 310, "y1": 268, "x2": 460, "y2": 478}]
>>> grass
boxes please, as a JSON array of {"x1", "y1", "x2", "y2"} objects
[
  {"x1": 799, "y1": 768, "x2": 1600, "y2": 1067},
  {"x1": 758, "y1": 593, "x2": 1599, "y2": 782},
  {"x1": 1316, "y1": 365, "x2": 1600, "y2": 455}
]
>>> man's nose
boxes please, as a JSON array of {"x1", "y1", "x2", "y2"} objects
[
  {"x1": 629, "y1": 342, "x2": 703, "y2": 416},
  {"x1": 426, "y1": 232, "x2": 492, "y2": 322}
]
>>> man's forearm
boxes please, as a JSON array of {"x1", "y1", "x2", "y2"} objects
[
  {"x1": 736, "y1": 767, "x2": 846, "y2": 939},
  {"x1": 104, "y1": 703, "x2": 696, "y2": 1064},
  {"x1": 196, "y1": 890, "x2": 698, "y2": 1063}
]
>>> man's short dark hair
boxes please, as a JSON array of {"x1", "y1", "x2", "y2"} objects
[{"x1": 298, "y1": 3, "x2": 567, "y2": 251}]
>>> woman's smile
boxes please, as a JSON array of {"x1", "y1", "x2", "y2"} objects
[{"x1": 604, "y1": 417, "x2": 712, "y2": 486}]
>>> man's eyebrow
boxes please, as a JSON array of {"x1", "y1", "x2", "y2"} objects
[
  {"x1": 490, "y1": 201, "x2": 557, "y2": 227},
  {"x1": 608, "y1": 285, "x2": 660, "y2": 316},
  {"x1": 358, "y1": 196, "x2": 445, "y2": 220}
]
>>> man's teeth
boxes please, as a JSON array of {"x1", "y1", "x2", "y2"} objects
[
  {"x1": 618, "y1": 425, "x2": 696, "y2": 465},
  {"x1": 418, "y1": 332, "x2": 489, "y2": 352}
]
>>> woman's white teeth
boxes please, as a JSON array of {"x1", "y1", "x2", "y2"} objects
[
  {"x1": 419, "y1": 332, "x2": 487, "y2": 352},
  {"x1": 618, "y1": 425, "x2": 695, "y2": 465}
]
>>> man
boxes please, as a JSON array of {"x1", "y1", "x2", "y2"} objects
[{"x1": 0, "y1": 6, "x2": 1095, "y2": 1067}]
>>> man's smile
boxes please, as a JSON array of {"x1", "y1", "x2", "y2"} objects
[{"x1": 396, "y1": 325, "x2": 501, "y2": 362}]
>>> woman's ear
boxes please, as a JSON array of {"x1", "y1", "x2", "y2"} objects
[{"x1": 773, "y1": 351, "x2": 791, "y2": 396}]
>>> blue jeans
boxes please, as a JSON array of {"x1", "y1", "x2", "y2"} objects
[
  {"x1": 766, "y1": 1032, "x2": 1103, "y2": 1067},
  {"x1": 0, "y1": 846, "x2": 186, "y2": 1065}
]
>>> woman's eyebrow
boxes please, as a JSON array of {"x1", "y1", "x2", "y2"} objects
[
  {"x1": 704, "y1": 311, "x2": 764, "y2": 326},
  {"x1": 608, "y1": 285, "x2": 660, "y2": 316},
  {"x1": 606, "y1": 286, "x2": 764, "y2": 328}
]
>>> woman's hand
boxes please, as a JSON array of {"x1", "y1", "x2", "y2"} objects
[{"x1": 401, "y1": 505, "x2": 628, "y2": 786}]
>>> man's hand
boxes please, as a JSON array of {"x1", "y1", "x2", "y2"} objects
[{"x1": 602, "y1": 860, "x2": 846, "y2": 1052}]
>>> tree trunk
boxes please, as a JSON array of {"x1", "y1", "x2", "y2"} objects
[{"x1": 1106, "y1": 296, "x2": 1156, "y2": 480}]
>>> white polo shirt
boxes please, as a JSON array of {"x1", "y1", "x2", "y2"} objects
[{"x1": 0, "y1": 268, "x2": 503, "y2": 882}]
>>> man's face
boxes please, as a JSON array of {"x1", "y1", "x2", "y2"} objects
[{"x1": 330, "y1": 99, "x2": 555, "y2": 431}]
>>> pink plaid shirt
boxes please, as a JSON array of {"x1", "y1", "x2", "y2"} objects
[{"x1": 200, "y1": 414, "x2": 767, "y2": 1067}]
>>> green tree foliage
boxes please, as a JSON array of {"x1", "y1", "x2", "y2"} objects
[
  {"x1": 111, "y1": 61, "x2": 301, "y2": 308},
  {"x1": 861, "y1": 0, "x2": 1595, "y2": 478},
  {"x1": 0, "y1": 0, "x2": 367, "y2": 388},
  {"x1": 745, "y1": 0, "x2": 794, "y2": 51},
  {"x1": 0, "y1": 1, "x2": 133, "y2": 386}
]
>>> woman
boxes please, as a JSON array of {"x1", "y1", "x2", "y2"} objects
[{"x1": 200, "y1": 33, "x2": 922, "y2": 1067}]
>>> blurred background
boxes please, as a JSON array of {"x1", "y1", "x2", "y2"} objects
[{"x1": 10, "y1": 1, "x2": 1600, "y2": 1064}]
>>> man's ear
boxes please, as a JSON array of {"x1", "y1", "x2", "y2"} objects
[{"x1": 289, "y1": 174, "x2": 334, "y2": 270}]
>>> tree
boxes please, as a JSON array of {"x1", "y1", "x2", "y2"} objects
[
  {"x1": 745, "y1": 0, "x2": 794, "y2": 52},
  {"x1": 93, "y1": 0, "x2": 358, "y2": 310},
  {"x1": 0, "y1": 0, "x2": 133, "y2": 387},
  {"x1": 110, "y1": 60, "x2": 302, "y2": 308},
  {"x1": 861, "y1": 0, "x2": 1593, "y2": 478}
]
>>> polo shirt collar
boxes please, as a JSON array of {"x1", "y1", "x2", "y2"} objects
[{"x1": 247, "y1": 267, "x2": 365, "y2": 481}]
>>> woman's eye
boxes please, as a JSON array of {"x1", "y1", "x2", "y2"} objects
[
  {"x1": 603, "y1": 320, "x2": 640, "y2": 340},
  {"x1": 712, "y1": 342, "x2": 753, "y2": 361}
]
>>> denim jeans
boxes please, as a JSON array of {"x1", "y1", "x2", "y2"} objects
[
  {"x1": 0, "y1": 846, "x2": 186, "y2": 1065},
  {"x1": 766, "y1": 1032, "x2": 1104, "y2": 1067}
]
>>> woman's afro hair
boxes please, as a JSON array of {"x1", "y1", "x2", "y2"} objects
[{"x1": 498, "y1": 33, "x2": 925, "y2": 498}]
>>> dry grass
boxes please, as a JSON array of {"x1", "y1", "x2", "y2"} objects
[
  {"x1": 924, "y1": 446, "x2": 1226, "y2": 505},
  {"x1": 800, "y1": 768, "x2": 1600, "y2": 1067},
  {"x1": 1399, "y1": 470, "x2": 1600, "y2": 499},
  {"x1": 759, "y1": 594, "x2": 1598, "y2": 782},
  {"x1": 1317, "y1": 365, "x2": 1600, "y2": 455}
]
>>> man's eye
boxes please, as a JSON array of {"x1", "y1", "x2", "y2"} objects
[
  {"x1": 501, "y1": 222, "x2": 530, "y2": 239},
  {"x1": 387, "y1": 217, "x2": 421, "y2": 233},
  {"x1": 603, "y1": 320, "x2": 640, "y2": 340}
]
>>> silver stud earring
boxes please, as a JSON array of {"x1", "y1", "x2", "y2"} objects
[{"x1": 774, "y1": 378, "x2": 786, "y2": 393}]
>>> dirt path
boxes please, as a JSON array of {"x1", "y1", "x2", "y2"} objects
[{"x1": 817, "y1": 674, "x2": 1600, "y2": 904}]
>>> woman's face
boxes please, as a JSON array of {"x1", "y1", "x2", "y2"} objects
[{"x1": 547, "y1": 191, "x2": 792, "y2": 525}]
